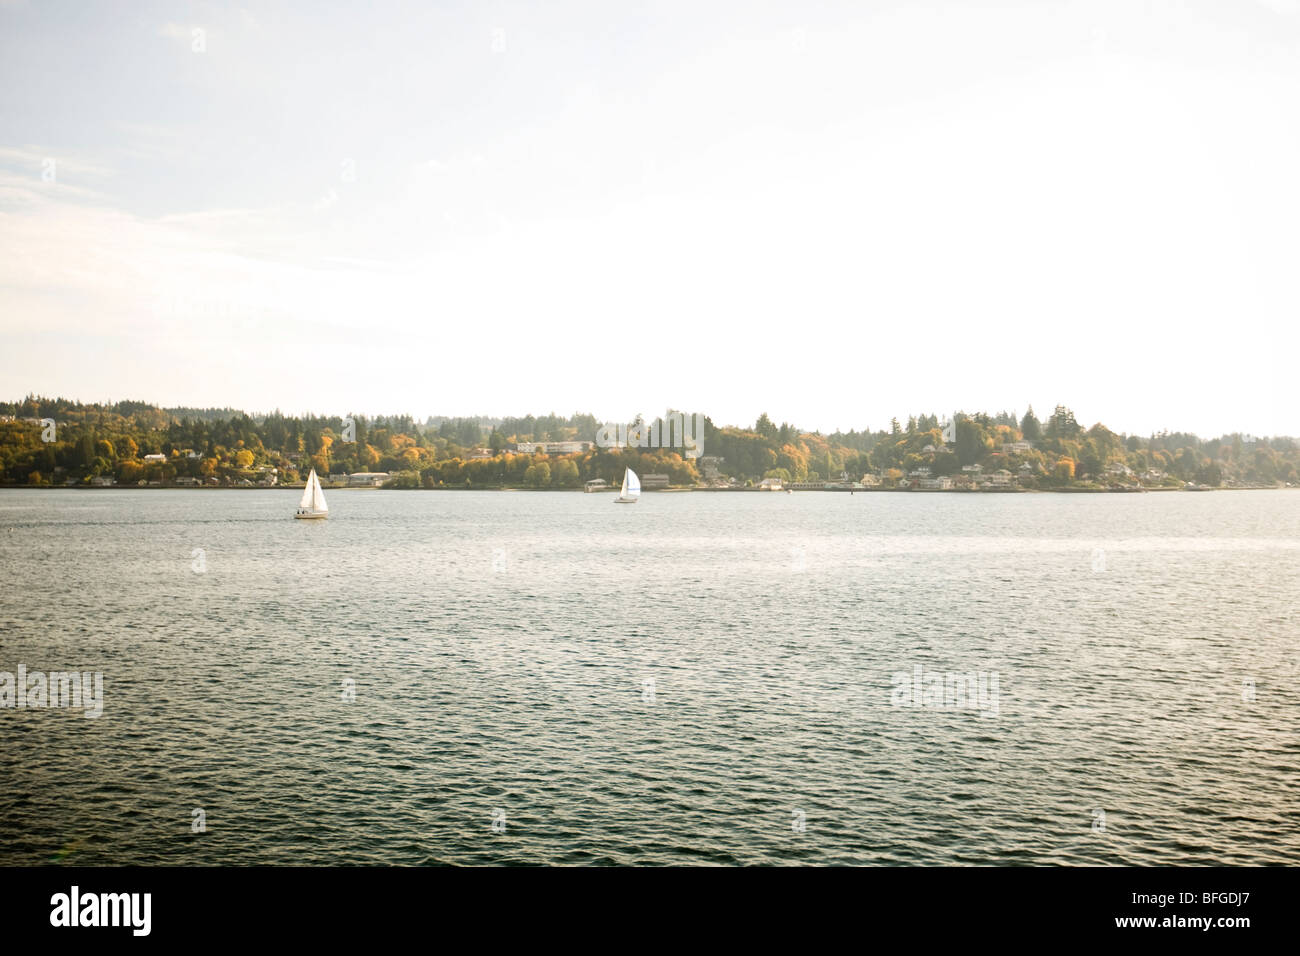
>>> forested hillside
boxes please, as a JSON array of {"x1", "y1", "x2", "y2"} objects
[{"x1": 1, "y1": 397, "x2": 1295, "y2": 490}]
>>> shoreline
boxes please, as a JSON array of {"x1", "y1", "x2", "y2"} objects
[{"x1": 4, "y1": 484, "x2": 1291, "y2": 494}]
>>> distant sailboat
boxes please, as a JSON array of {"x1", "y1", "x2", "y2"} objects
[
  {"x1": 615, "y1": 468, "x2": 640, "y2": 504},
  {"x1": 295, "y1": 468, "x2": 329, "y2": 519}
]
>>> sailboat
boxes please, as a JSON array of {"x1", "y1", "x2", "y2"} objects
[
  {"x1": 615, "y1": 467, "x2": 640, "y2": 504},
  {"x1": 295, "y1": 468, "x2": 329, "y2": 519}
]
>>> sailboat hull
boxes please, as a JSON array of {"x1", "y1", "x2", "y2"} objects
[
  {"x1": 294, "y1": 511, "x2": 328, "y2": 519},
  {"x1": 614, "y1": 497, "x2": 637, "y2": 504}
]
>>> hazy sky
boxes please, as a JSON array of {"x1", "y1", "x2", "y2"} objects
[{"x1": 1, "y1": 0, "x2": 1297, "y2": 436}]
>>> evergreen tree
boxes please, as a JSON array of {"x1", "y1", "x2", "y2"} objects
[{"x1": 1020, "y1": 406, "x2": 1042, "y2": 442}]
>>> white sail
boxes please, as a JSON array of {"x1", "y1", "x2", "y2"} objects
[
  {"x1": 614, "y1": 467, "x2": 640, "y2": 503},
  {"x1": 310, "y1": 470, "x2": 328, "y2": 512},
  {"x1": 299, "y1": 469, "x2": 328, "y2": 514}
]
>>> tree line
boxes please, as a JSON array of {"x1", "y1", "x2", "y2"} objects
[{"x1": 1, "y1": 396, "x2": 1296, "y2": 489}]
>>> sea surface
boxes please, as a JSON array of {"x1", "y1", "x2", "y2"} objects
[{"x1": 1, "y1": 488, "x2": 1297, "y2": 865}]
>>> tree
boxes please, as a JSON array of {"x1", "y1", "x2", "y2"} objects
[
  {"x1": 931, "y1": 452, "x2": 960, "y2": 477},
  {"x1": 955, "y1": 418, "x2": 988, "y2": 465},
  {"x1": 551, "y1": 459, "x2": 580, "y2": 487},
  {"x1": 1046, "y1": 405, "x2": 1081, "y2": 440},
  {"x1": 1078, "y1": 440, "x2": 1104, "y2": 479},
  {"x1": 1020, "y1": 406, "x2": 1041, "y2": 442},
  {"x1": 754, "y1": 413, "x2": 777, "y2": 439},
  {"x1": 458, "y1": 419, "x2": 482, "y2": 447},
  {"x1": 524, "y1": 462, "x2": 551, "y2": 487},
  {"x1": 1196, "y1": 462, "x2": 1223, "y2": 487}
]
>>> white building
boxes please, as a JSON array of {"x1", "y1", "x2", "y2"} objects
[{"x1": 511, "y1": 441, "x2": 593, "y2": 455}]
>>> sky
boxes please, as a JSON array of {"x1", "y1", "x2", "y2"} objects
[{"x1": 1, "y1": 0, "x2": 1297, "y2": 437}]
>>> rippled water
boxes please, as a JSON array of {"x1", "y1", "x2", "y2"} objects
[{"x1": 1, "y1": 488, "x2": 1297, "y2": 865}]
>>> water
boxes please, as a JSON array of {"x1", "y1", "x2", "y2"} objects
[{"x1": 1, "y1": 488, "x2": 1297, "y2": 865}]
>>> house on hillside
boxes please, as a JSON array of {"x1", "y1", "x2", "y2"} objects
[{"x1": 987, "y1": 469, "x2": 1014, "y2": 488}]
